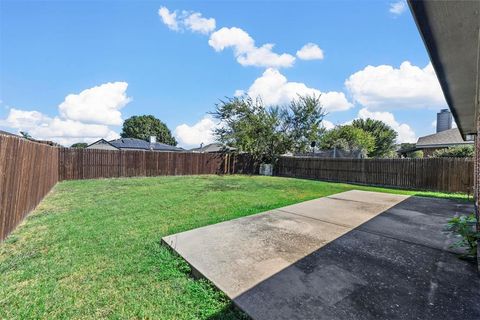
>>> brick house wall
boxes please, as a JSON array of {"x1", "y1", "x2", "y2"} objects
[{"x1": 476, "y1": 117, "x2": 480, "y2": 265}]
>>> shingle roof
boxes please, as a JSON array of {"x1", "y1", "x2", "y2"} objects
[
  {"x1": 108, "y1": 138, "x2": 184, "y2": 151},
  {"x1": 190, "y1": 143, "x2": 236, "y2": 153},
  {"x1": 416, "y1": 128, "x2": 473, "y2": 148},
  {"x1": 87, "y1": 139, "x2": 119, "y2": 149}
]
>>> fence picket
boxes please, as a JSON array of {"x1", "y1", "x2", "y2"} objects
[{"x1": 275, "y1": 156, "x2": 472, "y2": 193}]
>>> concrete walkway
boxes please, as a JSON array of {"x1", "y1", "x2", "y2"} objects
[{"x1": 162, "y1": 191, "x2": 479, "y2": 319}]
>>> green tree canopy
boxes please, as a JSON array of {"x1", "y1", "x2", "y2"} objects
[
  {"x1": 20, "y1": 131, "x2": 32, "y2": 140},
  {"x1": 121, "y1": 115, "x2": 177, "y2": 146},
  {"x1": 212, "y1": 94, "x2": 327, "y2": 163},
  {"x1": 409, "y1": 150, "x2": 424, "y2": 159},
  {"x1": 352, "y1": 118, "x2": 397, "y2": 158},
  {"x1": 212, "y1": 97, "x2": 289, "y2": 163},
  {"x1": 319, "y1": 125, "x2": 375, "y2": 156},
  {"x1": 71, "y1": 142, "x2": 88, "y2": 148},
  {"x1": 284, "y1": 95, "x2": 326, "y2": 153}
]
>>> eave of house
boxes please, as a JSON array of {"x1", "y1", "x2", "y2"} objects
[
  {"x1": 408, "y1": 1, "x2": 480, "y2": 138},
  {"x1": 417, "y1": 141, "x2": 473, "y2": 149}
]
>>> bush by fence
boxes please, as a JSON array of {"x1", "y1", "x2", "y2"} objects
[{"x1": 275, "y1": 156, "x2": 474, "y2": 193}]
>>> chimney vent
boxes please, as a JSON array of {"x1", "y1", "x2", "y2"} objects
[{"x1": 436, "y1": 109, "x2": 452, "y2": 133}]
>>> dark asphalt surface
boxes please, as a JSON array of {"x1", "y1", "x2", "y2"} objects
[{"x1": 234, "y1": 196, "x2": 479, "y2": 320}]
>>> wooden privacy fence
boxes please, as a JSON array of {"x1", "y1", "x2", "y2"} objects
[
  {"x1": 58, "y1": 148, "x2": 255, "y2": 180},
  {"x1": 0, "y1": 135, "x2": 59, "y2": 241},
  {"x1": 0, "y1": 133, "x2": 475, "y2": 241},
  {"x1": 0, "y1": 138, "x2": 255, "y2": 240},
  {"x1": 275, "y1": 156, "x2": 474, "y2": 193}
]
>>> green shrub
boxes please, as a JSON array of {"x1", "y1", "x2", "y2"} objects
[
  {"x1": 409, "y1": 150, "x2": 424, "y2": 158},
  {"x1": 433, "y1": 145, "x2": 474, "y2": 158},
  {"x1": 445, "y1": 213, "x2": 479, "y2": 258}
]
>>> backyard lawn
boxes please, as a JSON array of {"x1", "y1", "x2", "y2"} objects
[{"x1": 0, "y1": 175, "x2": 469, "y2": 319}]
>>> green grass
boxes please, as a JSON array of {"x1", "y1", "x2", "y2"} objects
[{"x1": 0, "y1": 175, "x2": 469, "y2": 319}]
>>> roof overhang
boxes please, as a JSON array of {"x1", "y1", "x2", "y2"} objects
[
  {"x1": 408, "y1": 0, "x2": 480, "y2": 138},
  {"x1": 417, "y1": 141, "x2": 474, "y2": 149}
]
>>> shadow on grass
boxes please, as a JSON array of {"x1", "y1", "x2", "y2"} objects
[
  {"x1": 158, "y1": 240, "x2": 251, "y2": 319},
  {"x1": 206, "y1": 303, "x2": 251, "y2": 320}
]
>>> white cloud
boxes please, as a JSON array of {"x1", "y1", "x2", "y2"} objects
[
  {"x1": 158, "y1": 7, "x2": 303, "y2": 68},
  {"x1": 208, "y1": 27, "x2": 253, "y2": 52},
  {"x1": 158, "y1": 7, "x2": 179, "y2": 31},
  {"x1": 322, "y1": 120, "x2": 335, "y2": 130},
  {"x1": 59, "y1": 82, "x2": 130, "y2": 126},
  {"x1": 237, "y1": 44, "x2": 296, "y2": 69},
  {"x1": 245, "y1": 68, "x2": 353, "y2": 112},
  {"x1": 234, "y1": 89, "x2": 245, "y2": 97},
  {"x1": 1, "y1": 108, "x2": 120, "y2": 146},
  {"x1": 389, "y1": 1, "x2": 407, "y2": 15},
  {"x1": 158, "y1": 6, "x2": 216, "y2": 34},
  {"x1": 296, "y1": 43, "x2": 324, "y2": 60},
  {"x1": 174, "y1": 116, "x2": 217, "y2": 148},
  {"x1": 209, "y1": 27, "x2": 295, "y2": 68},
  {"x1": 183, "y1": 12, "x2": 216, "y2": 34},
  {"x1": 0, "y1": 82, "x2": 130, "y2": 146},
  {"x1": 357, "y1": 107, "x2": 416, "y2": 143},
  {"x1": 345, "y1": 61, "x2": 446, "y2": 110}
]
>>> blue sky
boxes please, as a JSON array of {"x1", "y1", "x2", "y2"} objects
[{"x1": 0, "y1": 0, "x2": 448, "y2": 147}]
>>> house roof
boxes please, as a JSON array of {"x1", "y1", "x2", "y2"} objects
[
  {"x1": 190, "y1": 143, "x2": 236, "y2": 153},
  {"x1": 87, "y1": 139, "x2": 120, "y2": 149},
  {"x1": 0, "y1": 130, "x2": 20, "y2": 137},
  {"x1": 408, "y1": 1, "x2": 480, "y2": 137},
  {"x1": 108, "y1": 138, "x2": 184, "y2": 151},
  {"x1": 416, "y1": 128, "x2": 473, "y2": 148}
]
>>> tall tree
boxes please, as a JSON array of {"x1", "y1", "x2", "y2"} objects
[
  {"x1": 212, "y1": 97, "x2": 290, "y2": 163},
  {"x1": 285, "y1": 94, "x2": 326, "y2": 153},
  {"x1": 212, "y1": 94, "x2": 327, "y2": 163},
  {"x1": 20, "y1": 131, "x2": 32, "y2": 140},
  {"x1": 121, "y1": 115, "x2": 177, "y2": 146},
  {"x1": 319, "y1": 125, "x2": 375, "y2": 156},
  {"x1": 352, "y1": 118, "x2": 397, "y2": 158}
]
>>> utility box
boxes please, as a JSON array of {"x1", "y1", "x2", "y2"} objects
[{"x1": 259, "y1": 163, "x2": 273, "y2": 176}]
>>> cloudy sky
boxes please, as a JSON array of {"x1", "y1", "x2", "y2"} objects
[{"x1": 0, "y1": 0, "x2": 448, "y2": 147}]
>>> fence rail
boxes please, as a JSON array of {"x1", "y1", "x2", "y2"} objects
[{"x1": 275, "y1": 156, "x2": 474, "y2": 193}]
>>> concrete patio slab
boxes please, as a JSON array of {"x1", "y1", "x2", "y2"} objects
[
  {"x1": 278, "y1": 191, "x2": 409, "y2": 228},
  {"x1": 162, "y1": 191, "x2": 407, "y2": 298},
  {"x1": 164, "y1": 209, "x2": 351, "y2": 298},
  {"x1": 162, "y1": 191, "x2": 480, "y2": 320}
]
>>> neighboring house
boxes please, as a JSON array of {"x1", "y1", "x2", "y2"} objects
[
  {"x1": 416, "y1": 128, "x2": 473, "y2": 157},
  {"x1": 0, "y1": 130, "x2": 61, "y2": 147},
  {"x1": 86, "y1": 139, "x2": 119, "y2": 150},
  {"x1": 190, "y1": 143, "x2": 236, "y2": 153},
  {"x1": 0, "y1": 130, "x2": 20, "y2": 137},
  {"x1": 412, "y1": 110, "x2": 473, "y2": 157},
  {"x1": 87, "y1": 137, "x2": 184, "y2": 152}
]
